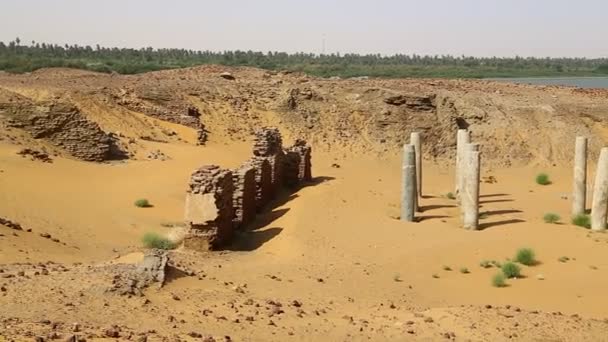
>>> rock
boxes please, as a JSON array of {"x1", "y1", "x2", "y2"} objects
[
  {"x1": 219, "y1": 72, "x2": 235, "y2": 81},
  {"x1": 103, "y1": 327, "x2": 120, "y2": 338},
  {"x1": 146, "y1": 149, "x2": 170, "y2": 161},
  {"x1": 63, "y1": 335, "x2": 77, "y2": 342},
  {"x1": 2, "y1": 95, "x2": 126, "y2": 161},
  {"x1": 0, "y1": 217, "x2": 23, "y2": 230},
  {"x1": 17, "y1": 148, "x2": 53, "y2": 163}
]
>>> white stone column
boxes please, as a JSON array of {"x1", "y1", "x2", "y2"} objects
[
  {"x1": 591, "y1": 147, "x2": 608, "y2": 231},
  {"x1": 401, "y1": 144, "x2": 416, "y2": 222},
  {"x1": 455, "y1": 129, "x2": 470, "y2": 200},
  {"x1": 572, "y1": 136, "x2": 588, "y2": 217},
  {"x1": 410, "y1": 132, "x2": 422, "y2": 203},
  {"x1": 462, "y1": 143, "x2": 480, "y2": 230}
]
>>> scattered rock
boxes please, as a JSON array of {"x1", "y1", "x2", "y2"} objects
[
  {"x1": 17, "y1": 148, "x2": 53, "y2": 163},
  {"x1": 219, "y1": 72, "x2": 236, "y2": 81}
]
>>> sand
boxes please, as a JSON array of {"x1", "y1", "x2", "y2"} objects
[
  {"x1": 2, "y1": 136, "x2": 608, "y2": 340},
  {"x1": 1, "y1": 66, "x2": 608, "y2": 340}
]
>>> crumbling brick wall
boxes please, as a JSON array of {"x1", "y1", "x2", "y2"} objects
[
  {"x1": 282, "y1": 150, "x2": 301, "y2": 188},
  {"x1": 183, "y1": 127, "x2": 314, "y2": 251},
  {"x1": 184, "y1": 165, "x2": 234, "y2": 251},
  {"x1": 287, "y1": 139, "x2": 312, "y2": 182},
  {"x1": 249, "y1": 157, "x2": 272, "y2": 212},
  {"x1": 253, "y1": 127, "x2": 285, "y2": 196},
  {"x1": 232, "y1": 162, "x2": 257, "y2": 229}
]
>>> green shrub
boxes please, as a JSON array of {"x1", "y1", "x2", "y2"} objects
[
  {"x1": 142, "y1": 232, "x2": 176, "y2": 250},
  {"x1": 543, "y1": 213, "x2": 560, "y2": 224},
  {"x1": 501, "y1": 262, "x2": 521, "y2": 278},
  {"x1": 432, "y1": 274, "x2": 440, "y2": 279},
  {"x1": 446, "y1": 192, "x2": 456, "y2": 200},
  {"x1": 492, "y1": 273, "x2": 507, "y2": 287},
  {"x1": 479, "y1": 260, "x2": 492, "y2": 268},
  {"x1": 460, "y1": 267, "x2": 470, "y2": 274},
  {"x1": 535, "y1": 173, "x2": 551, "y2": 185},
  {"x1": 515, "y1": 248, "x2": 536, "y2": 266},
  {"x1": 572, "y1": 214, "x2": 591, "y2": 229},
  {"x1": 134, "y1": 198, "x2": 152, "y2": 208},
  {"x1": 442, "y1": 265, "x2": 452, "y2": 271},
  {"x1": 490, "y1": 260, "x2": 502, "y2": 268}
]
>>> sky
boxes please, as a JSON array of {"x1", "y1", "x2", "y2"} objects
[{"x1": 1, "y1": 0, "x2": 606, "y2": 57}]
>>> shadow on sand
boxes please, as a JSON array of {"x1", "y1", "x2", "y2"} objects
[
  {"x1": 421, "y1": 204, "x2": 457, "y2": 211},
  {"x1": 229, "y1": 227, "x2": 284, "y2": 251},
  {"x1": 226, "y1": 175, "x2": 334, "y2": 251},
  {"x1": 479, "y1": 219, "x2": 526, "y2": 230}
]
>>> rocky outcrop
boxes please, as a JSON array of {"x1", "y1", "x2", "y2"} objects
[
  {"x1": 0, "y1": 90, "x2": 126, "y2": 162},
  {"x1": 116, "y1": 87, "x2": 202, "y2": 129},
  {"x1": 109, "y1": 249, "x2": 168, "y2": 296},
  {"x1": 0, "y1": 217, "x2": 24, "y2": 231}
]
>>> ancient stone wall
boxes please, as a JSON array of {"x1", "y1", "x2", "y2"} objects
[
  {"x1": 253, "y1": 127, "x2": 285, "y2": 195},
  {"x1": 232, "y1": 162, "x2": 257, "y2": 229},
  {"x1": 184, "y1": 165, "x2": 234, "y2": 251},
  {"x1": 183, "y1": 127, "x2": 313, "y2": 251},
  {"x1": 286, "y1": 139, "x2": 312, "y2": 182},
  {"x1": 248, "y1": 157, "x2": 273, "y2": 212},
  {"x1": 253, "y1": 127, "x2": 283, "y2": 157},
  {"x1": 282, "y1": 151, "x2": 301, "y2": 188}
]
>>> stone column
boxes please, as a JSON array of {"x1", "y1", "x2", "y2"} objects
[
  {"x1": 462, "y1": 144, "x2": 480, "y2": 230},
  {"x1": 401, "y1": 144, "x2": 417, "y2": 222},
  {"x1": 410, "y1": 132, "x2": 422, "y2": 201},
  {"x1": 572, "y1": 136, "x2": 588, "y2": 217},
  {"x1": 455, "y1": 129, "x2": 471, "y2": 200},
  {"x1": 591, "y1": 147, "x2": 608, "y2": 231}
]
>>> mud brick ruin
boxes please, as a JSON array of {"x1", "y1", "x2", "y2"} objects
[
  {"x1": 248, "y1": 157, "x2": 272, "y2": 211},
  {"x1": 184, "y1": 165, "x2": 234, "y2": 251},
  {"x1": 253, "y1": 127, "x2": 285, "y2": 196},
  {"x1": 286, "y1": 138, "x2": 312, "y2": 182},
  {"x1": 232, "y1": 162, "x2": 257, "y2": 229},
  {"x1": 282, "y1": 151, "x2": 302, "y2": 188},
  {"x1": 183, "y1": 127, "x2": 313, "y2": 251}
]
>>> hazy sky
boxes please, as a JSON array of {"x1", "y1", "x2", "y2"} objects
[{"x1": 1, "y1": 0, "x2": 606, "y2": 57}]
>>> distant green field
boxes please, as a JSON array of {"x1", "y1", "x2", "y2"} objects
[{"x1": 1, "y1": 39, "x2": 607, "y2": 79}]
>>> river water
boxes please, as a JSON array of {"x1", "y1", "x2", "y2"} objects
[{"x1": 488, "y1": 77, "x2": 608, "y2": 89}]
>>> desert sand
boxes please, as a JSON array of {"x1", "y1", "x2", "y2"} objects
[{"x1": 1, "y1": 67, "x2": 608, "y2": 341}]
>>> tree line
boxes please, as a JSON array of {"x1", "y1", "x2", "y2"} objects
[{"x1": 1, "y1": 38, "x2": 607, "y2": 78}]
